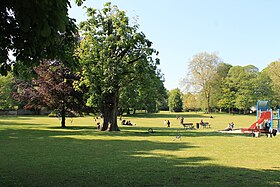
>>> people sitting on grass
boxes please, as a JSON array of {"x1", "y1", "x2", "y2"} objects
[
  {"x1": 231, "y1": 122, "x2": 234, "y2": 129},
  {"x1": 224, "y1": 122, "x2": 234, "y2": 131},
  {"x1": 224, "y1": 123, "x2": 233, "y2": 131},
  {"x1": 200, "y1": 119, "x2": 206, "y2": 127},
  {"x1": 121, "y1": 120, "x2": 136, "y2": 126},
  {"x1": 126, "y1": 120, "x2": 133, "y2": 126}
]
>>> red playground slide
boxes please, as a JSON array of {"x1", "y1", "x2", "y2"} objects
[{"x1": 241, "y1": 111, "x2": 271, "y2": 133}]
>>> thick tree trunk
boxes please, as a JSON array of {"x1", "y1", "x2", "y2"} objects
[
  {"x1": 101, "y1": 92, "x2": 120, "y2": 131},
  {"x1": 61, "y1": 108, "x2": 66, "y2": 128}
]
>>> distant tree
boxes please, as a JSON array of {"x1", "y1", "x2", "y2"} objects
[
  {"x1": 219, "y1": 65, "x2": 272, "y2": 113},
  {"x1": 0, "y1": 73, "x2": 18, "y2": 110},
  {"x1": 218, "y1": 66, "x2": 243, "y2": 113},
  {"x1": 77, "y1": 3, "x2": 160, "y2": 131},
  {"x1": 14, "y1": 60, "x2": 90, "y2": 128},
  {"x1": 183, "y1": 92, "x2": 198, "y2": 111},
  {"x1": 119, "y1": 69, "x2": 166, "y2": 114},
  {"x1": 156, "y1": 80, "x2": 169, "y2": 111},
  {"x1": 211, "y1": 63, "x2": 232, "y2": 111},
  {"x1": 218, "y1": 83, "x2": 236, "y2": 113},
  {"x1": 141, "y1": 72, "x2": 167, "y2": 113},
  {"x1": 254, "y1": 69, "x2": 273, "y2": 102},
  {"x1": 168, "y1": 88, "x2": 183, "y2": 112},
  {"x1": 234, "y1": 65, "x2": 259, "y2": 113},
  {"x1": 119, "y1": 84, "x2": 140, "y2": 114},
  {"x1": 0, "y1": 0, "x2": 83, "y2": 76},
  {"x1": 183, "y1": 52, "x2": 222, "y2": 113},
  {"x1": 267, "y1": 61, "x2": 280, "y2": 106}
]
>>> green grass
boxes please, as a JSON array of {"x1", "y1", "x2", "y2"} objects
[{"x1": 0, "y1": 112, "x2": 280, "y2": 186}]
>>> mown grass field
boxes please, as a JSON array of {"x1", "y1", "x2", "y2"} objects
[{"x1": 0, "y1": 111, "x2": 280, "y2": 186}]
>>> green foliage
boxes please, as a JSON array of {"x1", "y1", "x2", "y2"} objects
[
  {"x1": 184, "y1": 58, "x2": 276, "y2": 113},
  {"x1": 234, "y1": 66, "x2": 259, "y2": 112},
  {"x1": 0, "y1": 73, "x2": 18, "y2": 109},
  {"x1": 119, "y1": 70, "x2": 167, "y2": 113},
  {"x1": 218, "y1": 65, "x2": 273, "y2": 113},
  {"x1": 0, "y1": 0, "x2": 78, "y2": 76},
  {"x1": 183, "y1": 92, "x2": 198, "y2": 111},
  {"x1": 168, "y1": 88, "x2": 183, "y2": 112},
  {"x1": 210, "y1": 63, "x2": 232, "y2": 109},
  {"x1": 77, "y1": 3, "x2": 160, "y2": 130},
  {"x1": 267, "y1": 61, "x2": 280, "y2": 107}
]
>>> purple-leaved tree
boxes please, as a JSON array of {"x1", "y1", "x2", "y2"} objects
[{"x1": 14, "y1": 60, "x2": 91, "y2": 127}]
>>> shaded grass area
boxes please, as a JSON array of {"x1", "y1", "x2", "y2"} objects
[{"x1": 0, "y1": 113, "x2": 280, "y2": 186}]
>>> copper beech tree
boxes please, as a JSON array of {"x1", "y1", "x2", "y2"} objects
[{"x1": 14, "y1": 60, "x2": 90, "y2": 128}]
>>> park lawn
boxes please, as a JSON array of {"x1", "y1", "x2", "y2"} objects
[{"x1": 0, "y1": 112, "x2": 280, "y2": 187}]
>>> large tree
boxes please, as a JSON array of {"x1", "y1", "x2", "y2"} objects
[
  {"x1": 14, "y1": 60, "x2": 90, "y2": 128},
  {"x1": 0, "y1": 0, "x2": 84, "y2": 76},
  {"x1": 183, "y1": 52, "x2": 222, "y2": 113},
  {"x1": 77, "y1": 3, "x2": 160, "y2": 131}
]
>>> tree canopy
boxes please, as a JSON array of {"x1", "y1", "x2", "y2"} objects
[
  {"x1": 0, "y1": 0, "x2": 81, "y2": 76},
  {"x1": 0, "y1": 73, "x2": 18, "y2": 110},
  {"x1": 268, "y1": 61, "x2": 280, "y2": 94},
  {"x1": 119, "y1": 70, "x2": 166, "y2": 114},
  {"x1": 14, "y1": 60, "x2": 89, "y2": 127},
  {"x1": 168, "y1": 88, "x2": 183, "y2": 112},
  {"x1": 183, "y1": 52, "x2": 222, "y2": 113},
  {"x1": 77, "y1": 3, "x2": 160, "y2": 131}
]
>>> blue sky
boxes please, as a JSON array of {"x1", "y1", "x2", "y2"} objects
[{"x1": 69, "y1": 0, "x2": 280, "y2": 90}]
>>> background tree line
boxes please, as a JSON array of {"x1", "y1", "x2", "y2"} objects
[{"x1": 171, "y1": 52, "x2": 280, "y2": 114}]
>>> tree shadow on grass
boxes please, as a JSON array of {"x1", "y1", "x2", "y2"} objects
[{"x1": 0, "y1": 127, "x2": 279, "y2": 186}]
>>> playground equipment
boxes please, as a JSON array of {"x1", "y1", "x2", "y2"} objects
[{"x1": 241, "y1": 100, "x2": 278, "y2": 136}]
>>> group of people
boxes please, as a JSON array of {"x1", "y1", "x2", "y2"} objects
[
  {"x1": 224, "y1": 122, "x2": 235, "y2": 131},
  {"x1": 121, "y1": 120, "x2": 136, "y2": 126}
]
